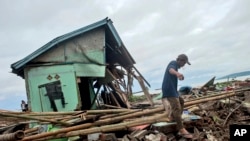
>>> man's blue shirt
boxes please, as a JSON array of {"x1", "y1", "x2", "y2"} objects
[{"x1": 162, "y1": 60, "x2": 179, "y2": 98}]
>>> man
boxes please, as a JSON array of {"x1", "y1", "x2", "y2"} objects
[{"x1": 161, "y1": 54, "x2": 193, "y2": 139}]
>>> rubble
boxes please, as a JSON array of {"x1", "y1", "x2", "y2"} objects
[{"x1": 0, "y1": 78, "x2": 250, "y2": 140}]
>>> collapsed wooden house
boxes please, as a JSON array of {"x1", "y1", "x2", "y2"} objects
[{"x1": 10, "y1": 17, "x2": 151, "y2": 113}]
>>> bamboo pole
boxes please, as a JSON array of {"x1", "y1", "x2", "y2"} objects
[
  {"x1": 86, "y1": 109, "x2": 132, "y2": 114},
  {"x1": 2, "y1": 111, "x2": 83, "y2": 116},
  {"x1": 21, "y1": 109, "x2": 134, "y2": 116},
  {"x1": 21, "y1": 107, "x2": 165, "y2": 141},
  {"x1": 188, "y1": 91, "x2": 235, "y2": 102},
  {"x1": 184, "y1": 91, "x2": 238, "y2": 107},
  {"x1": 24, "y1": 127, "x2": 39, "y2": 134},
  {"x1": 100, "y1": 109, "x2": 142, "y2": 119},
  {"x1": 101, "y1": 104, "x2": 125, "y2": 109},
  {"x1": 56, "y1": 113, "x2": 87, "y2": 121},
  {"x1": 0, "y1": 112, "x2": 71, "y2": 126},
  {"x1": 91, "y1": 107, "x2": 164, "y2": 125},
  {"x1": 188, "y1": 87, "x2": 250, "y2": 102}
]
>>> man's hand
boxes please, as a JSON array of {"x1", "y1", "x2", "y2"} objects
[{"x1": 176, "y1": 73, "x2": 184, "y2": 80}]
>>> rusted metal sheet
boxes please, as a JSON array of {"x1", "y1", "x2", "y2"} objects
[{"x1": 33, "y1": 28, "x2": 105, "y2": 64}]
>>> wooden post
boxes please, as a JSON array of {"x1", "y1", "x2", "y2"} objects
[{"x1": 135, "y1": 75, "x2": 154, "y2": 106}]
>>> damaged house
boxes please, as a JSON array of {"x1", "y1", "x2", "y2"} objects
[{"x1": 11, "y1": 17, "x2": 150, "y2": 112}]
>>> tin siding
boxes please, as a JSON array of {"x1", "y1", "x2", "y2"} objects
[{"x1": 33, "y1": 28, "x2": 105, "y2": 64}]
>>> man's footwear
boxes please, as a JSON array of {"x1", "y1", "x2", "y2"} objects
[{"x1": 177, "y1": 132, "x2": 193, "y2": 139}]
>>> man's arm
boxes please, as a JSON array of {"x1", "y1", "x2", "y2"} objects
[{"x1": 169, "y1": 68, "x2": 184, "y2": 80}]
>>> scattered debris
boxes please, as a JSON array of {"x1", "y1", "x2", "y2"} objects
[{"x1": 1, "y1": 79, "x2": 250, "y2": 140}]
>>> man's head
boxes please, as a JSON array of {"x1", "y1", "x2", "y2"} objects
[{"x1": 177, "y1": 54, "x2": 191, "y2": 66}]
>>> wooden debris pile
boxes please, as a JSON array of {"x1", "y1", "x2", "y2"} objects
[
  {"x1": 0, "y1": 106, "x2": 169, "y2": 140},
  {"x1": 124, "y1": 80, "x2": 250, "y2": 141},
  {"x1": 161, "y1": 79, "x2": 250, "y2": 141},
  {"x1": 1, "y1": 80, "x2": 250, "y2": 140},
  {"x1": 187, "y1": 89, "x2": 250, "y2": 140}
]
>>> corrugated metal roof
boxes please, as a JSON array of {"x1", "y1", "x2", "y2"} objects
[{"x1": 11, "y1": 17, "x2": 135, "y2": 77}]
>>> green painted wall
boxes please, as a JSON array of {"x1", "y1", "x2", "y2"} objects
[
  {"x1": 73, "y1": 63, "x2": 105, "y2": 77},
  {"x1": 26, "y1": 65, "x2": 79, "y2": 112}
]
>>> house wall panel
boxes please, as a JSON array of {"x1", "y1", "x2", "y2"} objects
[
  {"x1": 33, "y1": 28, "x2": 105, "y2": 64},
  {"x1": 25, "y1": 65, "x2": 80, "y2": 112}
]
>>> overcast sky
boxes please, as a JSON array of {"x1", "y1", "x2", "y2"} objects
[{"x1": 1, "y1": 0, "x2": 250, "y2": 111}]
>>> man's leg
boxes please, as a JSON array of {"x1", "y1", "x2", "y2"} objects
[
  {"x1": 167, "y1": 97, "x2": 183, "y2": 130},
  {"x1": 162, "y1": 98, "x2": 172, "y2": 120},
  {"x1": 168, "y1": 97, "x2": 193, "y2": 139},
  {"x1": 179, "y1": 96, "x2": 184, "y2": 113}
]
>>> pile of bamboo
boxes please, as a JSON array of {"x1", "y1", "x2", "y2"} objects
[{"x1": 0, "y1": 107, "x2": 168, "y2": 140}]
